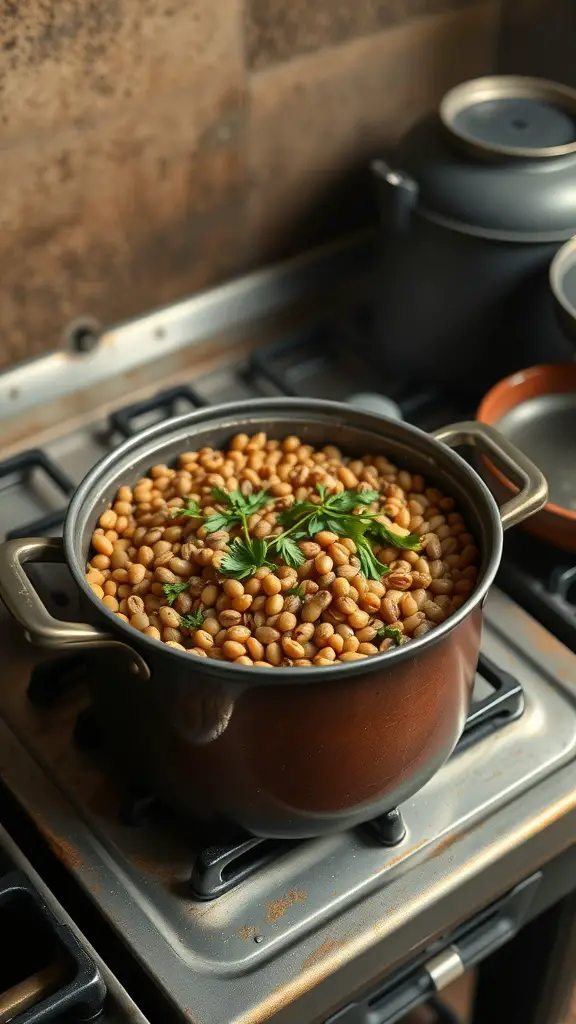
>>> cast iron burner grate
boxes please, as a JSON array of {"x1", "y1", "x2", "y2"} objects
[
  {"x1": 497, "y1": 530, "x2": 576, "y2": 654},
  {"x1": 26, "y1": 653, "x2": 524, "y2": 900}
]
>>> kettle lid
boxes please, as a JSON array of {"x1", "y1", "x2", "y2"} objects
[
  {"x1": 441, "y1": 76, "x2": 576, "y2": 158},
  {"x1": 395, "y1": 76, "x2": 576, "y2": 241}
]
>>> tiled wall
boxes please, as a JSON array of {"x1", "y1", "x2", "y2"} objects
[{"x1": 0, "y1": 0, "x2": 500, "y2": 368}]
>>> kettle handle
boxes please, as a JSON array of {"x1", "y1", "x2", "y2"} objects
[{"x1": 371, "y1": 160, "x2": 419, "y2": 234}]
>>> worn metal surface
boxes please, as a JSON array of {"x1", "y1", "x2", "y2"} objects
[
  {"x1": 0, "y1": 232, "x2": 372, "y2": 422},
  {"x1": 0, "y1": 257, "x2": 573, "y2": 1022},
  {"x1": 0, "y1": 587, "x2": 574, "y2": 1022},
  {"x1": 0, "y1": 824, "x2": 150, "y2": 1024}
]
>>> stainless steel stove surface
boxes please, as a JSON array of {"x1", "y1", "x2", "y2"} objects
[{"x1": 0, "y1": 261, "x2": 574, "y2": 1024}]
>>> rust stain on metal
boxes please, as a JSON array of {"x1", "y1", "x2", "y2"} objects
[
  {"x1": 238, "y1": 791, "x2": 576, "y2": 1024},
  {"x1": 128, "y1": 854, "x2": 178, "y2": 883},
  {"x1": 237, "y1": 925, "x2": 259, "y2": 942},
  {"x1": 237, "y1": 935, "x2": 350, "y2": 1022},
  {"x1": 431, "y1": 830, "x2": 465, "y2": 860},
  {"x1": 301, "y1": 938, "x2": 344, "y2": 973},
  {"x1": 38, "y1": 822, "x2": 83, "y2": 870},
  {"x1": 370, "y1": 838, "x2": 428, "y2": 877},
  {"x1": 266, "y1": 888, "x2": 307, "y2": 923}
]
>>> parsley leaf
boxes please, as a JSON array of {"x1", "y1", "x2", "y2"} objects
[
  {"x1": 171, "y1": 497, "x2": 203, "y2": 519},
  {"x1": 307, "y1": 514, "x2": 326, "y2": 536},
  {"x1": 163, "y1": 581, "x2": 190, "y2": 605},
  {"x1": 325, "y1": 488, "x2": 378, "y2": 512},
  {"x1": 346, "y1": 518, "x2": 390, "y2": 581},
  {"x1": 285, "y1": 584, "x2": 305, "y2": 597},
  {"x1": 211, "y1": 486, "x2": 232, "y2": 504},
  {"x1": 376, "y1": 625, "x2": 403, "y2": 646},
  {"x1": 368, "y1": 520, "x2": 421, "y2": 551},
  {"x1": 356, "y1": 543, "x2": 390, "y2": 581},
  {"x1": 204, "y1": 488, "x2": 271, "y2": 534},
  {"x1": 180, "y1": 609, "x2": 205, "y2": 631},
  {"x1": 213, "y1": 487, "x2": 269, "y2": 516},
  {"x1": 203, "y1": 510, "x2": 234, "y2": 533},
  {"x1": 220, "y1": 537, "x2": 275, "y2": 580},
  {"x1": 273, "y1": 534, "x2": 306, "y2": 568}
]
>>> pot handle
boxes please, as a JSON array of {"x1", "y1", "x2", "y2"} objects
[
  {"x1": 432, "y1": 421, "x2": 548, "y2": 530},
  {"x1": 0, "y1": 537, "x2": 110, "y2": 648},
  {"x1": 371, "y1": 160, "x2": 419, "y2": 234}
]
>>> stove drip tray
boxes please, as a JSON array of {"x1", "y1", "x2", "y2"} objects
[{"x1": 25, "y1": 651, "x2": 525, "y2": 900}]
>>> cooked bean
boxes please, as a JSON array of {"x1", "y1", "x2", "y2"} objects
[
  {"x1": 92, "y1": 533, "x2": 114, "y2": 557},
  {"x1": 223, "y1": 579, "x2": 244, "y2": 598},
  {"x1": 86, "y1": 433, "x2": 478, "y2": 664},
  {"x1": 265, "y1": 594, "x2": 284, "y2": 616},
  {"x1": 277, "y1": 611, "x2": 297, "y2": 632},
  {"x1": 227, "y1": 625, "x2": 251, "y2": 643},
  {"x1": 266, "y1": 641, "x2": 283, "y2": 666},
  {"x1": 130, "y1": 612, "x2": 150, "y2": 631},
  {"x1": 302, "y1": 591, "x2": 332, "y2": 622},
  {"x1": 222, "y1": 640, "x2": 246, "y2": 660},
  {"x1": 254, "y1": 625, "x2": 281, "y2": 644},
  {"x1": 282, "y1": 637, "x2": 305, "y2": 659}
]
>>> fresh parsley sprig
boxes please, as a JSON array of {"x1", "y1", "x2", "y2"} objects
[
  {"x1": 179, "y1": 609, "x2": 205, "y2": 630},
  {"x1": 218, "y1": 536, "x2": 277, "y2": 580},
  {"x1": 163, "y1": 581, "x2": 190, "y2": 605},
  {"x1": 170, "y1": 498, "x2": 203, "y2": 519},
  {"x1": 204, "y1": 488, "x2": 270, "y2": 535},
  {"x1": 168, "y1": 482, "x2": 420, "y2": 582},
  {"x1": 376, "y1": 625, "x2": 403, "y2": 646},
  {"x1": 277, "y1": 486, "x2": 420, "y2": 580}
]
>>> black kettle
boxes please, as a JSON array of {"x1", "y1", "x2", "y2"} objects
[{"x1": 372, "y1": 76, "x2": 576, "y2": 398}]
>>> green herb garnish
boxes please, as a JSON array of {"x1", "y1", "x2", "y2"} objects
[
  {"x1": 277, "y1": 485, "x2": 419, "y2": 580},
  {"x1": 204, "y1": 488, "x2": 270, "y2": 534},
  {"x1": 168, "y1": 483, "x2": 420, "y2": 583},
  {"x1": 285, "y1": 584, "x2": 305, "y2": 598},
  {"x1": 367, "y1": 519, "x2": 421, "y2": 551},
  {"x1": 171, "y1": 498, "x2": 203, "y2": 519},
  {"x1": 376, "y1": 625, "x2": 403, "y2": 646},
  {"x1": 179, "y1": 609, "x2": 205, "y2": 630},
  {"x1": 162, "y1": 581, "x2": 190, "y2": 605},
  {"x1": 220, "y1": 536, "x2": 277, "y2": 580}
]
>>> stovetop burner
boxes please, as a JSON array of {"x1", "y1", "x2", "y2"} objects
[
  {"x1": 498, "y1": 529, "x2": 576, "y2": 653},
  {"x1": 25, "y1": 651, "x2": 524, "y2": 900}
]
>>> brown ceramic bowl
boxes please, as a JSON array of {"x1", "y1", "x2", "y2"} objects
[{"x1": 478, "y1": 363, "x2": 576, "y2": 551}]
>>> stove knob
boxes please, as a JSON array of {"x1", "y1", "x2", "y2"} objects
[{"x1": 347, "y1": 392, "x2": 403, "y2": 420}]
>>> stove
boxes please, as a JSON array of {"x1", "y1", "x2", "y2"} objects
[{"x1": 0, "y1": 250, "x2": 574, "y2": 1024}]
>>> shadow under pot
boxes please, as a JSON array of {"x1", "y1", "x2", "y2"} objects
[{"x1": 0, "y1": 399, "x2": 547, "y2": 839}]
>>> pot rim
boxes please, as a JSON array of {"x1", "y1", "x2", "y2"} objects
[{"x1": 64, "y1": 397, "x2": 503, "y2": 683}]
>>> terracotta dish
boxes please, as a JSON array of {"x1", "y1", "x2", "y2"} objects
[{"x1": 478, "y1": 363, "x2": 576, "y2": 551}]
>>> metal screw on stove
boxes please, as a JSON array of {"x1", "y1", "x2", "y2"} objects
[{"x1": 65, "y1": 317, "x2": 102, "y2": 355}]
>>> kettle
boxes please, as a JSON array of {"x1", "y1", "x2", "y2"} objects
[{"x1": 372, "y1": 76, "x2": 576, "y2": 398}]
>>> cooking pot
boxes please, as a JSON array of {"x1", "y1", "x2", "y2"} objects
[
  {"x1": 372, "y1": 75, "x2": 576, "y2": 398},
  {"x1": 478, "y1": 363, "x2": 576, "y2": 551},
  {"x1": 0, "y1": 400, "x2": 547, "y2": 839}
]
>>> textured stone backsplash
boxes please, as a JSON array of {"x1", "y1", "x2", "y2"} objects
[{"x1": 0, "y1": 0, "x2": 499, "y2": 368}]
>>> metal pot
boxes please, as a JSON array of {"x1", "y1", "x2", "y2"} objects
[
  {"x1": 0, "y1": 400, "x2": 547, "y2": 839},
  {"x1": 372, "y1": 76, "x2": 576, "y2": 398}
]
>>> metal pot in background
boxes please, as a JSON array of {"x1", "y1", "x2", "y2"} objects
[
  {"x1": 372, "y1": 76, "x2": 576, "y2": 399},
  {"x1": 0, "y1": 400, "x2": 547, "y2": 839}
]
